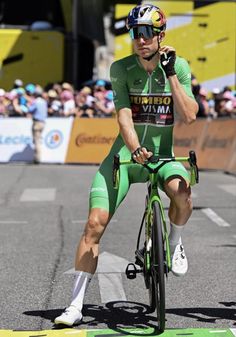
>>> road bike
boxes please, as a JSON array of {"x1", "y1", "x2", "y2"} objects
[{"x1": 113, "y1": 150, "x2": 199, "y2": 332}]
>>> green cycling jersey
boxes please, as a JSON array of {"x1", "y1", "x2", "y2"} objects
[{"x1": 110, "y1": 53, "x2": 194, "y2": 157}]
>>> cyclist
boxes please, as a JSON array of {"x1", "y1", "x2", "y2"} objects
[{"x1": 55, "y1": 4, "x2": 198, "y2": 326}]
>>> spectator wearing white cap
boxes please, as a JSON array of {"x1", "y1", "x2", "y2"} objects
[
  {"x1": 13, "y1": 79, "x2": 23, "y2": 89},
  {"x1": 208, "y1": 88, "x2": 220, "y2": 118},
  {"x1": 47, "y1": 89, "x2": 62, "y2": 117}
]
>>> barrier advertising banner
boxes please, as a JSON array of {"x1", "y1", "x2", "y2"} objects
[
  {"x1": 0, "y1": 118, "x2": 73, "y2": 163},
  {"x1": 65, "y1": 118, "x2": 119, "y2": 164},
  {"x1": 41, "y1": 117, "x2": 73, "y2": 163},
  {"x1": 0, "y1": 118, "x2": 33, "y2": 162},
  {"x1": 197, "y1": 119, "x2": 236, "y2": 172},
  {"x1": 1, "y1": 118, "x2": 235, "y2": 174},
  {"x1": 174, "y1": 119, "x2": 207, "y2": 156}
]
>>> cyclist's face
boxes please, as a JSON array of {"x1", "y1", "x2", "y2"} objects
[{"x1": 132, "y1": 32, "x2": 164, "y2": 59}]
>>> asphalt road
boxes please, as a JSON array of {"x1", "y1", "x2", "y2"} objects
[{"x1": 0, "y1": 164, "x2": 235, "y2": 332}]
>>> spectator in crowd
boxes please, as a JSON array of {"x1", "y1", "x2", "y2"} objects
[
  {"x1": 25, "y1": 83, "x2": 36, "y2": 104},
  {"x1": 94, "y1": 90, "x2": 115, "y2": 118},
  {"x1": 208, "y1": 88, "x2": 220, "y2": 118},
  {"x1": 60, "y1": 90, "x2": 75, "y2": 117},
  {"x1": 12, "y1": 88, "x2": 29, "y2": 116},
  {"x1": 47, "y1": 89, "x2": 62, "y2": 117},
  {"x1": 5, "y1": 91, "x2": 17, "y2": 117},
  {"x1": 198, "y1": 88, "x2": 210, "y2": 118},
  {"x1": 12, "y1": 78, "x2": 23, "y2": 90},
  {"x1": 52, "y1": 83, "x2": 63, "y2": 97},
  {"x1": 61, "y1": 82, "x2": 74, "y2": 94},
  {"x1": 93, "y1": 79, "x2": 107, "y2": 102},
  {"x1": 1, "y1": 78, "x2": 235, "y2": 119},
  {"x1": 74, "y1": 86, "x2": 96, "y2": 118},
  {"x1": 0, "y1": 89, "x2": 8, "y2": 117},
  {"x1": 27, "y1": 86, "x2": 48, "y2": 164},
  {"x1": 218, "y1": 91, "x2": 236, "y2": 118},
  {"x1": 192, "y1": 84, "x2": 206, "y2": 117}
]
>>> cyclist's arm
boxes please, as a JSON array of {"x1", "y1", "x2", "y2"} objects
[
  {"x1": 169, "y1": 75, "x2": 198, "y2": 124},
  {"x1": 117, "y1": 108, "x2": 152, "y2": 163},
  {"x1": 117, "y1": 107, "x2": 140, "y2": 152},
  {"x1": 111, "y1": 59, "x2": 152, "y2": 162}
]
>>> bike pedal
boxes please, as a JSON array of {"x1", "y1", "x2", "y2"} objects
[{"x1": 125, "y1": 263, "x2": 141, "y2": 279}]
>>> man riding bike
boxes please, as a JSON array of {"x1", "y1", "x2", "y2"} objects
[{"x1": 55, "y1": 4, "x2": 198, "y2": 326}]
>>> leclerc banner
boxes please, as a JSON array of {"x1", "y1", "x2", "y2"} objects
[
  {"x1": 41, "y1": 117, "x2": 73, "y2": 163},
  {"x1": 0, "y1": 118, "x2": 33, "y2": 162},
  {"x1": 65, "y1": 117, "x2": 119, "y2": 164},
  {"x1": 0, "y1": 118, "x2": 73, "y2": 163}
]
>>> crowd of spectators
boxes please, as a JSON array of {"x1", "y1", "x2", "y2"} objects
[
  {"x1": 0, "y1": 77, "x2": 236, "y2": 120},
  {"x1": 0, "y1": 79, "x2": 115, "y2": 119},
  {"x1": 191, "y1": 76, "x2": 236, "y2": 119}
]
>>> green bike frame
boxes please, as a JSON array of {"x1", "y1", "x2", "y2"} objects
[{"x1": 113, "y1": 152, "x2": 199, "y2": 273}]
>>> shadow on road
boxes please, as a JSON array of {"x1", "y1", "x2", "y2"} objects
[
  {"x1": 24, "y1": 301, "x2": 160, "y2": 334},
  {"x1": 166, "y1": 304, "x2": 236, "y2": 324},
  {"x1": 23, "y1": 301, "x2": 236, "y2": 332}
]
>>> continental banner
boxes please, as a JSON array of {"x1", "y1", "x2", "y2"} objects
[
  {"x1": 174, "y1": 119, "x2": 236, "y2": 174},
  {"x1": 65, "y1": 118, "x2": 119, "y2": 164},
  {"x1": 174, "y1": 119, "x2": 207, "y2": 156},
  {"x1": 197, "y1": 119, "x2": 236, "y2": 172}
]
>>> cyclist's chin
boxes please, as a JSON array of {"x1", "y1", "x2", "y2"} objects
[{"x1": 137, "y1": 49, "x2": 151, "y2": 58}]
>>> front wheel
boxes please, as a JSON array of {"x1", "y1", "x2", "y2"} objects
[{"x1": 149, "y1": 201, "x2": 165, "y2": 332}]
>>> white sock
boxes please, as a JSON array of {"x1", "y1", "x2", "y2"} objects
[
  {"x1": 70, "y1": 271, "x2": 93, "y2": 311},
  {"x1": 169, "y1": 223, "x2": 184, "y2": 253}
]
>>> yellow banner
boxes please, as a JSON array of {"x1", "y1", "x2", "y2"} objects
[{"x1": 65, "y1": 118, "x2": 119, "y2": 164}]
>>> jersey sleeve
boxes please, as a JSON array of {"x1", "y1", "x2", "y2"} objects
[
  {"x1": 110, "y1": 60, "x2": 131, "y2": 112},
  {"x1": 175, "y1": 57, "x2": 195, "y2": 99}
]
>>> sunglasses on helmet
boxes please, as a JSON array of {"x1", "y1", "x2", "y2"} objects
[{"x1": 129, "y1": 26, "x2": 157, "y2": 40}]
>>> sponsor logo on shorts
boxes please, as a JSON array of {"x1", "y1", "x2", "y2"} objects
[{"x1": 91, "y1": 187, "x2": 106, "y2": 192}]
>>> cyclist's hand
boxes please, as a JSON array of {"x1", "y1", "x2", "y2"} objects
[
  {"x1": 132, "y1": 147, "x2": 153, "y2": 164},
  {"x1": 159, "y1": 46, "x2": 176, "y2": 78}
]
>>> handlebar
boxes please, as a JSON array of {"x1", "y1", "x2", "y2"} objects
[{"x1": 113, "y1": 150, "x2": 199, "y2": 189}]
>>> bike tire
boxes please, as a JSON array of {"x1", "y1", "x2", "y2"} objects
[{"x1": 149, "y1": 200, "x2": 165, "y2": 332}]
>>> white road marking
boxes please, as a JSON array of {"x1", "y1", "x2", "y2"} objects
[
  {"x1": 209, "y1": 331, "x2": 227, "y2": 334},
  {"x1": 218, "y1": 184, "x2": 236, "y2": 196},
  {"x1": 230, "y1": 329, "x2": 236, "y2": 336},
  {"x1": 20, "y1": 188, "x2": 56, "y2": 201},
  {"x1": 0, "y1": 220, "x2": 28, "y2": 224},
  {"x1": 64, "y1": 251, "x2": 129, "y2": 303},
  {"x1": 97, "y1": 251, "x2": 129, "y2": 303},
  {"x1": 98, "y1": 273, "x2": 126, "y2": 303},
  {"x1": 202, "y1": 208, "x2": 231, "y2": 227}
]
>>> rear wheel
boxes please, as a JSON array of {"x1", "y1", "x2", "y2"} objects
[{"x1": 149, "y1": 201, "x2": 165, "y2": 332}]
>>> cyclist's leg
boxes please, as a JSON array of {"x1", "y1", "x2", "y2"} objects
[
  {"x1": 157, "y1": 161, "x2": 192, "y2": 225},
  {"x1": 55, "y1": 155, "x2": 131, "y2": 325},
  {"x1": 157, "y1": 162, "x2": 191, "y2": 276}
]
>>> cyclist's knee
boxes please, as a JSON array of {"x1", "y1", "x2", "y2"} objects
[
  {"x1": 165, "y1": 178, "x2": 192, "y2": 209},
  {"x1": 83, "y1": 209, "x2": 110, "y2": 244},
  {"x1": 173, "y1": 187, "x2": 192, "y2": 209}
]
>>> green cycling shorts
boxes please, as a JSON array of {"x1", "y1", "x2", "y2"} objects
[{"x1": 89, "y1": 153, "x2": 190, "y2": 215}]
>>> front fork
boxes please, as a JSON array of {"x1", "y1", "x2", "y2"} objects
[{"x1": 145, "y1": 191, "x2": 171, "y2": 274}]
